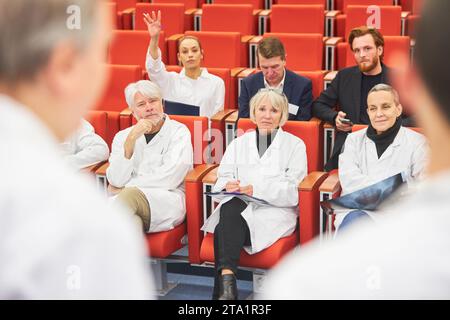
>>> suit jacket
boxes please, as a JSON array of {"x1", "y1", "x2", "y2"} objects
[
  {"x1": 313, "y1": 64, "x2": 402, "y2": 171},
  {"x1": 238, "y1": 69, "x2": 313, "y2": 121}
]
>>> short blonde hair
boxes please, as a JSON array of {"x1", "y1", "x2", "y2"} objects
[{"x1": 249, "y1": 89, "x2": 289, "y2": 127}]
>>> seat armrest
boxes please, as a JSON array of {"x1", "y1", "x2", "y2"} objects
[
  {"x1": 185, "y1": 164, "x2": 218, "y2": 183},
  {"x1": 299, "y1": 171, "x2": 329, "y2": 192},
  {"x1": 319, "y1": 172, "x2": 341, "y2": 194},
  {"x1": 211, "y1": 109, "x2": 237, "y2": 122},
  {"x1": 202, "y1": 167, "x2": 219, "y2": 185},
  {"x1": 95, "y1": 161, "x2": 110, "y2": 177},
  {"x1": 225, "y1": 110, "x2": 239, "y2": 124}
]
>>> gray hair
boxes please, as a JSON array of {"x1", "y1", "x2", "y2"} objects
[
  {"x1": 124, "y1": 80, "x2": 163, "y2": 109},
  {"x1": 368, "y1": 83, "x2": 400, "y2": 106},
  {"x1": 0, "y1": 0, "x2": 98, "y2": 83},
  {"x1": 249, "y1": 89, "x2": 289, "y2": 127}
]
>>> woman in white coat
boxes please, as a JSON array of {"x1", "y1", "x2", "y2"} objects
[
  {"x1": 336, "y1": 84, "x2": 428, "y2": 232},
  {"x1": 106, "y1": 80, "x2": 193, "y2": 233},
  {"x1": 143, "y1": 11, "x2": 225, "y2": 118},
  {"x1": 202, "y1": 89, "x2": 308, "y2": 300}
]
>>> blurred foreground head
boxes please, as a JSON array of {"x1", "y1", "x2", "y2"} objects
[{"x1": 0, "y1": 0, "x2": 111, "y2": 140}]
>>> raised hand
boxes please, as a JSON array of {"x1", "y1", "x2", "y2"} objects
[{"x1": 143, "y1": 10, "x2": 161, "y2": 39}]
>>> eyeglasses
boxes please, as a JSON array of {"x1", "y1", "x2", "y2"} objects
[{"x1": 257, "y1": 87, "x2": 286, "y2": 98}]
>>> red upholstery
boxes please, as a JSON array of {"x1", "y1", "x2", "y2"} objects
[
  {"x1": 185, "y1": 31, "x2": 247, "y2": 68},
  {"x1": 146, "y1": 221, "x2": 187, "y2": 258},
  {"x1": 295, "y1": 71, "x2": 325, "y2": 99},
  {"x1": 186, "y1": 118, "x2": 326, "y2": 266},
  {"x1": 134, "y1": 3, "x2": 188, "y2": 37},
  {"x1": 214, "y1": 0, "x2": 264, "y2": 9},
  {"x1": 263, "y1": 33, "x2": 324, "y2": 71},
  {"x1": 86, "y1": 110, "x2": 108, "y2": 144},
  {"x1": 344, "y1": 5, "x2": 402, "y2": 37},
  {"x1": 336, "y1": 36, "x2": 411, "y2": 69},
  {"x1": 113, "y1": 0, "x2": 137, "y2": 12},
  {"x1": 277, "y1": 0, "x2": 326, "y2": 5},
  {"x1": 400, "y1": 0, "x2": 424, "y2": 14},
  {"x1": 201, "y1": 4, "x2": 257, "y2": 35},
  {"x1": 153, "y1": 0, "x2": 199, "y2": 10},
  {"x1": 270, "y1": 4, "x2": 325, "y2": 35},
  {"x1": 109, "y1": 30, "x2": 167, "y2": 68},
  {"x1": 95, "y1": 64, "x2": 142, "y2": 112},
  {"x1": 337, "y1": 0, "x2": 393, "y2": 13}
]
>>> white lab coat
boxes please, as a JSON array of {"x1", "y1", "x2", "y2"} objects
[
  {"x1": 261, "y1": 171, "x2": 450, "y2": 299},
  {"x1": 201, "y1": 128, "x2": 307, "y2": 254},
  {"x1": 0, "y1": 95, "x2": 153, "y2": 299},
  {"x1": 60, "y1": 119, "x2": 109, "y2": 170},
  {"x1": 334, "y1": 126, "x2": 428, "y2": 229},
  {"x1": 106, "y1": 115, "x2": 193, "y2": 233},
  {"x1": 146, "y1": 49, "x2": 225, "y2": 118}
]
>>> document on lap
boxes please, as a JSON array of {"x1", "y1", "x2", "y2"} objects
[
  {"x1": 204, "y1": 191, "x2": 273, "y2": 207},
  {"x1": 163, "y1": 100, "x2": 200, "y2": 116}
]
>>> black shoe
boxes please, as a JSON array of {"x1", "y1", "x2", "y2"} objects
[
  {"x1": 212, "y1": 273, "x2": 220, "y2": 300},
  {"x1": 218, "y1": 274, "x2": 238, "y2": 300}
]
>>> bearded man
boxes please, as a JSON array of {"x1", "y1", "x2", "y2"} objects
[{"x1": 313, "y1": 26, "x2": 412, "y2": 171}]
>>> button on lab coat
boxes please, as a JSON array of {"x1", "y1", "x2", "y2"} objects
[
  {"x1": 201, "y1": 128, "x2": 307, "y2": 254},
  {"x1": 107, "y1": 115, "x2": 193, "y2": 233},
  {"x1": 335, "y1": 126, "x2": 429, "y2": 228}
]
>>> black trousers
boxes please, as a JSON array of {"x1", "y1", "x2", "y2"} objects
[{"x1": 212, "y1": 197, "x2": 251, "y2": 298}]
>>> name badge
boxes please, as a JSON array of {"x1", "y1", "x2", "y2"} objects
[{"x1": 288, "y1": 103, "x2": 300, "y2": 115}]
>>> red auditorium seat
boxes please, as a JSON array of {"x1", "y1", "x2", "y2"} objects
[
  {"x1": 201, "y1": 4, "x2": 257, "y2": 36},
  {"x1": 270, "y1": 4, "x2": 325, "y2": 35},
  {"x1": 109, "y1": 30, "x2": 168, "y2": 69}
]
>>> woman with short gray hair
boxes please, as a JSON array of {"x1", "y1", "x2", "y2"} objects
[{"x1": 201, "y1": 88, "x2": 308, "y2": 300}]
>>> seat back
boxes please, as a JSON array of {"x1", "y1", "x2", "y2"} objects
[
  {"x1": 270, "y1": 4, "x2": 325, "y2": 35},
  {"x1": 338, "y1": 0, "x2": 393, "y2": 13},
  {"x1": 109, "y1": 30, "x2": 167, "y2": 68},
  {"x1": 277, "y1": 0, "x2": 326, "y2": 5},
  {"x1": 185, "y1": 31, "x2": 244, "y2": 68},
  {"x1": 135, "y1": 3, "x2": 186, "y2": 37},
  {"x1": 112, "y1": 0, "x2": 137, "y2": 12},
  {"x1": 201, "y1": 4, "x2": 256, "y2": 35},
  {"x1": 337, "y1": 35, "x2": 410, "y2": 69},
  {"x1": 345, "y1": 5, "x2": 402, "y2": 37},
  {"x1": 86, "y1": 110, "x2": 108, "y2": 144},
  {"x1": 295, "y1": 71, "x2": 325, "y2": 99},
  {"x1": 214, "y1": 0, "x2": 264, "y2": 9},
  {"x1": 95, "y1": 64, "x2": 142, "y2": 112},
  {"x1": 263, "y1": 33, "x2": 324, "y2": 71},
  {"x1": 237, "y1": 118, "x2": 323, "y2": 172},
  {"x1": 170, "y1": 115, "x2": 209, "y2": 165},
  {"x1": 107, "y1": 2, "x2": 119, "y2": 29},
  {"x1": 153, "y1": 0, "x2": 199, "y2": 10}
]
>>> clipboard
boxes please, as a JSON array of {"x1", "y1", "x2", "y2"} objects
[{"x1": 164, "y1": 100, "x2": 200, "y2": 116}]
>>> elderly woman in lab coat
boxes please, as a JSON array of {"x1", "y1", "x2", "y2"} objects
[
  {"x1": 202, "y1": 89, "x2": 308, "y2": 300},
  {"x1": 335, "y1": 84, "x2": 428, "y2": 232},
  {"x1": 106, "y1": 80, "x2": 193, "y2": 233}
]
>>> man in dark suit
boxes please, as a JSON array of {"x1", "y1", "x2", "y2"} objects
[
  {"x1": 313, "y1": 27, "x2": 394, "y2": 171},
  {"x1": 238, "y1": 37, "x2": 313, "y2": 121}
]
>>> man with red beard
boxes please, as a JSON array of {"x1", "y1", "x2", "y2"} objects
[{"x1": 313, "y1": 27, "x2": 410, "y2": 171}]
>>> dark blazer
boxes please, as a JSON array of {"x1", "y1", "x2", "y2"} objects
[
  {"x1": 313, "y1": 64, "x2": 398, "y2": 171},
  {"x1": 238, "y1": 69, "x2": 313, "y2": 121}
]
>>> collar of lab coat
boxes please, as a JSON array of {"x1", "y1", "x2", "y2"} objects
[
  {"x1": 248, "y1": 127, "x2": 284, "y2": 161},
  {"x1": 179, "y1": 67, "x2": 210, "y2": 80},
  {"x1": 364, "y1": 126, "x2": 405, "y2": 160}
]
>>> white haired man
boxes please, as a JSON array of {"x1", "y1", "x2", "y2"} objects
[{"x1": 107, "y1": 80, "x2": 193, "y2": 233}]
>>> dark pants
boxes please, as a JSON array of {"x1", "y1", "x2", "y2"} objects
[{"x1": 212, "y1": 197, "x2": 251, "y2": 299}]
